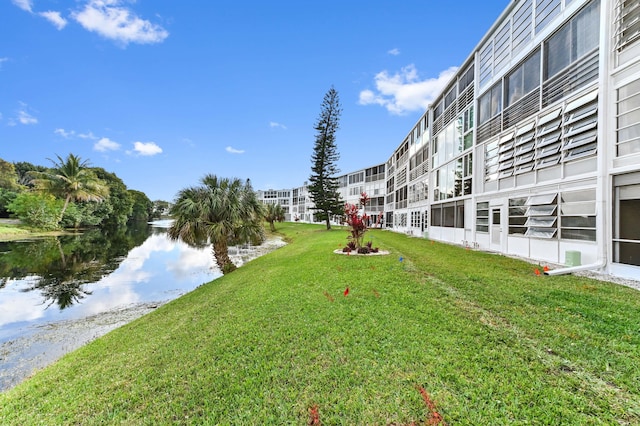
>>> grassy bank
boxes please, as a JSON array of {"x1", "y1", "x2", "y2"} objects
[
  {"x1": 0, "y1": 221, "x2": 67, "y2": 242},
  {"x1": 1, "y1": 222, "x2": 639, "y2": 424}
]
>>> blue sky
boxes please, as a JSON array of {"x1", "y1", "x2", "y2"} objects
[{"x1": 1, "y1": 0, "x2": 509, "y2": 202}]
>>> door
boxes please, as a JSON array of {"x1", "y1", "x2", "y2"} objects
[{"x1": 490, "y1": 207, "x2": 502, "y2": 252}]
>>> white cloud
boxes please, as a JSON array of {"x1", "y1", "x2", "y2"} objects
[
  {"x1": 53, "y1": 128, "x2": 99, "y2": 141},
  {"x1": 11, "y1": 0, "x2": 32, "y2": 12},
  {"x1": 16, "y1": 104, "x2": 38, "y2": 125},
  {"x1": 269, "y1": 121, "x2": 287, "y2": 130},
  {"x1": 39, "y1": 11, "x2": 68, "y2": 30},
  {"x1": 0, "y1": 58, "x2": 8, "y2": 69},
  {"x1": 55, "y1": 129, "x2": 102, "y2": 140},
  {"x1": 388, "y1": 48, "x2": 400, "y2": 56},
  {"x1": 226, "y1": 146, "x2": 245, "y2": 154},
  {"x1": 78, "y1": 131, "x2": 98, "y2": 140},
  {"x1": 94, "y1": 137, "x2": 121, "y2": 152},
  {"x1": 72, "y1": 0, "x2": 169, "y2": 46},
  {"x1": 54, "y1": 128, "x2": 75, "y2": 138},
  {"x1": 133, "y1": 141, "x2": 162, "y2": 156},
  {"x1": 359, "y1": 64, "x2": 458, "y2": 115}
]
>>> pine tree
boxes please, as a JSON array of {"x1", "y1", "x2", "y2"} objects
[{"x1": 308, "y1": 86, "x2": 343, "y2": 230}]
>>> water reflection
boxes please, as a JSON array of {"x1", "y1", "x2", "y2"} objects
[
  {"x1": 0, "y1": 221, "x2": 285, "y2": 393},
  {"x1": 0, "y1": 221, "x2": 220, "y2": 334}
]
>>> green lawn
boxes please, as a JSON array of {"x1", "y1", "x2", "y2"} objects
[{"x1": 1, "y1": 222, "x2": 639, "y2": 425}]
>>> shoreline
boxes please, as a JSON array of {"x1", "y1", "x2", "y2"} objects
[
  {"x1": 0, "y1": 235, "x2": 287, "y2": 393},
  {"x1": 0, "y1": 302, "x2": 165, "y2": 393}
]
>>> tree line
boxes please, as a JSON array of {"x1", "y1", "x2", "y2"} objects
[{"x1": 0, "y1": 153, "x2": 167, "y2": 230}]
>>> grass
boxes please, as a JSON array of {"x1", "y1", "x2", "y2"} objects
[
  {"x1": 0, "y1": 224, "x2": 32, "y2": 241},
  {"x1": 0, "y1": 222, "x2": 67, "y2": 241},
  {"x1": 1, "y1": 222, "x2": 640, "y2": 424}
]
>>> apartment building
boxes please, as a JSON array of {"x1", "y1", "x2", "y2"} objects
[
  {"x1": 256, "y1": 189, "x2": 292, "y2": 220},
  {"x1": 261, "y1": 0, "x2": 640, "y2": 280},
  {"x1": 337, "y1": 164, "x2": 387, "y2": 227}
]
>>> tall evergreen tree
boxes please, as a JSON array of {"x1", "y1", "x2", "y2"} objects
[{"x1": 308, "y1": 86, "x2": 343, "y2": 230}]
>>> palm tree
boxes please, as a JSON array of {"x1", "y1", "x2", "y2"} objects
[
  {"x1": 264, "y1": 203, "x2": 285, "y2": 232},
  {"x1": 29, "y1": 154, "x2": 109, "y2": 224},
  {"x1": 168, "y1": 175, "x2": 265, "y2": 275}
]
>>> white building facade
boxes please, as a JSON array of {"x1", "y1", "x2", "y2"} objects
[{"x1": 260, "y1": 0, "x2": 640, "y2": 280}]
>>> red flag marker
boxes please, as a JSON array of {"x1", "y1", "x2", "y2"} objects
[
  {"x1": 535, "y1": 268, "x2": 541, "y2": 276},
  {"x1": 309, "y1": 405, "x2": 320, "y2": 425},
  {"x1": 543, "y1": 265, "x2": 549, "y2": 272},
  {"x1": 344, "y1": 287, "x2": 350, "y2": 296}
]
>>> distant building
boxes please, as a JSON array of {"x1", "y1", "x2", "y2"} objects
[
  {"x1": 256, "y1": 189, "x2": 292, "y2": 220},
  {"x1": 336, "y1": 164, "x2": 386, "y2": 228},
  {"x1": 260, "y1": 0, "x2": 640, "y2": 281}
]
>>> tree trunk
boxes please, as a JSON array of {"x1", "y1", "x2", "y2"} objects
[
  {"x1": 57, "y1": 194, "x2": 72, "y2": 225},
  {"x1": 213, "y1": 240, "x2": 236, "y2": 274},
  {"x1": 325, "y1": 213, "x2": 331, "y2": 230}
]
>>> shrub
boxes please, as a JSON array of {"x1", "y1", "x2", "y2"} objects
[
  {"x1": 344, "y1": 192, "x2": 370, "y2": 250},
  {"x1": 7, "y1": 192, "x2": 62, "y2": 230}
]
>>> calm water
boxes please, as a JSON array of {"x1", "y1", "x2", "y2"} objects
[
  {"x1": 0, "y1": 220, "x2": 279, "y2": 392},
  {"x1": 0, "y1": 221, "x2": 220, "y2": 341}
]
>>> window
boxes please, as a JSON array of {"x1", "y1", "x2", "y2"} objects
[
  {"x1": 397, "y1": 168, "x2": 407, "y2": 187},
  {"x1": 494, "y1": 21, "x2": 512, "y2": 73},
  {"x1": 525, "y1": 193, "x2": 557, "y2": 238},
  {"x1": 614, "y1": 173, "x2": 640, "y2": 266},
  {"x1": 411, "y1": 211, "x2": 422, "y2": 228},
  {"x1": 432, "y1": 202, "x2": 464, "y2": 228},
  {"x1": 616, "y1": 79, "x2": 640, "y2": 157},
  {"x1": 535, "y1": 0, "x2": 561, "y2": 34},
  {"x1": 386, "y1": 212, "x2": 394, "y2": 228},
  {"x1": 477, "y1": 202, "x2": 489, "y2": 233},
  {"x1": 409, "y1": 180, "x2": 428, "y2": 203},
  {"x1": 431, "y1": 205, "x2": 442, "y2": 226},
  {"x1": 508, "y1": 198, "x2": 528, "y2": 235},
  {"x1": 396, "y1": 213, "x2": 407, "y2": 227},
  {"x1": 544, "y1": 0, "x2": 600, "y2": 81},
  {"x1": 463, "y1": 106, "x2": 475, "y2": 150},
  {"x1": 459, "y1": 65, "x2": 474, "y2": 93},
  {"x1": 434, "y1": 100, "x2": 444, "y2": 119},
  {"x1": 562, "y1": 89, "x2": 598, "y2": 162},
  {"x1": 479, "y1": 40, "x2": 494, "y2": 88},
  {"x1": 444, "y1": 86, "x2": 457, "y2": 110},
  {"x1": 508, "y1": 191, "x2": 594, "y2": 240},
  {"x1": 506, "y1": 50, "x2": 541, "y2": 107},
  {"x1": 615, "y1": 0, "x2": 640, "y2": 52},
  {"x1": 560, "y1": 189, "x2": 596, "y2": 241},
  {"x1": 479, "y1": 81, "x2": 503, "y2": 125},
  {"x1": 365, "y1": 165, "x2": 385, "y2": 182},
  {"x1": 349, "y1": 186, "x2": 364, "y2": 196},
  {"x1": 395, "y1": 185, "x2": 408, "y2": 209},
  {"x1": 512, "y1": 0, "x2": 533, "y2": 55},
  {"x1": 348, "y1": 172, "x2": 364, "y2": 185},
  {"x1": 456, "y1": 203, "x2": 465, "y2": 228},
  {"x1": 443, "y1": 204, "x2": 454, "y2": 227},
  {"x1": 484, "y1": 139, "x2": 500, "y2": 182}
]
